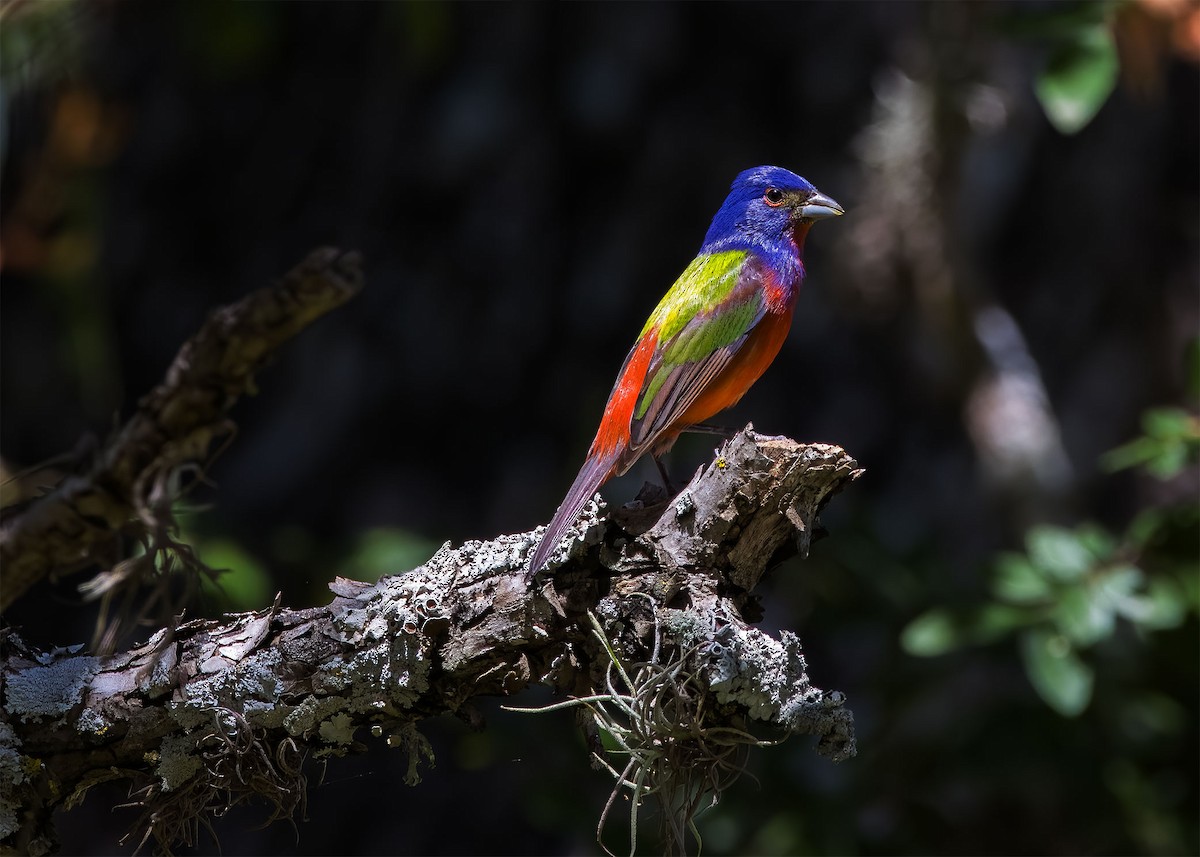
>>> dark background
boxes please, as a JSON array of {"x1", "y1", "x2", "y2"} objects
[{"x1": 2, "y1": 2, "x2": 1196, "y2": 855}]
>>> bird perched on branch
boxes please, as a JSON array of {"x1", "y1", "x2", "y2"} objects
[{"x1": 530, "y1": 165, "x2": 843, "y2": 574}]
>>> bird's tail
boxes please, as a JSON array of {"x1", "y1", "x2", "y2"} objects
[{"x1": 529, "y1": 448, "x2": 625, "y2": 575}]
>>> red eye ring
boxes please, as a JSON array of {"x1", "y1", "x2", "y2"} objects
[{"x1": 763, "y1": 187, "x2": 786, "y2": 207}]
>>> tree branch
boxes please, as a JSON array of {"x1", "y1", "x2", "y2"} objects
[
  {"x1": 1, "y1": 427, "x2": 861, "y2": 854},
  {"x1": 0, "y1": 247, "x2": 364, "y2": 611}
]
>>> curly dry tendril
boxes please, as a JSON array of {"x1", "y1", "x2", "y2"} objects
[{"x1": 504, "y1": 609, "x2": 780, "y2": 857}]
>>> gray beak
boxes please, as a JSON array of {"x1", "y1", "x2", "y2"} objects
[{"x1": 798, "y1": 191, "x2": 844, "y2": 220}]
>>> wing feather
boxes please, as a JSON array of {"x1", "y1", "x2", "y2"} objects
[{"x1": 628, "y1": 261, "x2": 768, "y2": 452}]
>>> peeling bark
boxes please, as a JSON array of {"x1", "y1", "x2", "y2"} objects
[{"x1": 0, "y1": 429, "x2": 861, "y2": 855}]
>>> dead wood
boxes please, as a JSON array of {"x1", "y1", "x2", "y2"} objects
[{"x1": 1, "y1": 428, "x2": 860, "y2": 854}]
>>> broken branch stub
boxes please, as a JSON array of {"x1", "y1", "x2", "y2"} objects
[{"x1": 631, "y1": 430, "x2": 864, "y2": 591}]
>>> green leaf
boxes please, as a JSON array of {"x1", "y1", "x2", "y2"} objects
[
  {"x1": 901, "y1": 609, "x2": 962, "y2": 657},
  {"x1": 1125, "y1": 508, "x2": 1165, "y2": 549},
  {"x1": 1054, "y1": 583, "x2": 1114, "y2": 646},
  {"x1": 1027, "y1": 525, "x2": 1094, "y2": 581},
  {"x1": 1102, "y1": 407, "x2": 1200, "y2": 477},
  {"x1": 1020, "y1": 629, "x2": 1094, "y2": 716},
  {"x1": 1142, "y1": 407, "x2": 1193, "y2": 440},
  {"x1": 1093, "y1": 564, "x2": 1147, "y2": 622},
  {"x1": 970, "y1": 603, "x2": 1036, "y2": 644},
  {"x1": 1130, "y1": 578, "x2": 1188, "y2": 630},
  {"x1": 993, "y1": 553, "x2": 1053, "y2": 603},
  {"x1": 1074, "y1": 523, "x2": 1117, "y2": 561},
  {"x1": 1035, "y1": 23, "x2": 1118, "y2": 134},
  {"x1": 1145, "y1": 442, "x2": 1189, "y2": 480},
  {"x1": 1100, "y1": 436, "x2": 1159, "y2": 474}
]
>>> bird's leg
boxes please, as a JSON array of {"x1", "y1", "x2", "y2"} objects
[
  {"x1": 652, "y1": 424, "x2": 739, "y2": 494},
  {"x1": 682, "y1": 422, "x2": 739, "y2": 439},
  {"x1": 652, "y1": 453, "x2": 678, "y2": 494}
]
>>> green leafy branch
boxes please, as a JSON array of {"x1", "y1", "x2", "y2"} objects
[
  {"x1": 1100, "y1": 407, "x2": 1200, "y2": 480},
  {"x1": 903, "y1": 403, "x2": 1199, "y2": 717}
]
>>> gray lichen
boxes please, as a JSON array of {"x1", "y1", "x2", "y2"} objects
[
  {"x1": 317, "y1": 713, "x2": 356, "y2": 746},
  {"x1": 75, "y1": 706, "x2": 110, "y2": 737},
  {"x1": 0, "y1": 722, "x2": 23, "y2": 840},
  {"x1": 660, "y1": 608, "x2": 711, "y2": 650},
  {"x1": 166, "y1": 648, "x2": 286, "y2": 732},
  {"x1": 156, "y1": 734, "x2": 202, "y2": 791},
  {"x1": 4, "y1": 656, "x2": 99, "y2": 722},
  {"x1": 283, "y1": 695, "x2": 351, "y2": 737},
  {"x1": 706, "y1": 623, "x2": 820, "y2": 722},
  {"x1": 183, "y1": 647, "x2": 283, "y2": 710}
]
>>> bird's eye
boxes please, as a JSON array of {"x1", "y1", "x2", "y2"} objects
[{"x1": 763, "y1": 187, "x2": 786, "y2": 207}]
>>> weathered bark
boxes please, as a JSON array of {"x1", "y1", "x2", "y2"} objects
[{"x1": 0, "y1": 430, "x2": 861, "y2": 855}]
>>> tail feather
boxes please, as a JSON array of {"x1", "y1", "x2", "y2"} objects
[{"x1": 529, "y1": 450, "x2": 624, "y2": 574}]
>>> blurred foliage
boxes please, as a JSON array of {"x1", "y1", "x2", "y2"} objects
[
  {"x1": 1016, "y1": 1, "x2": 1122, "y2": 134},
  {"x1": 193, "y1": 535, "x2": 272, "y2": 613},
  {"x1": 184, "y1": 521, "x2": 439, "y2": 612},
  {"x1": 1101, "y1": 405, "x2": 1200, "y2": 478},
  {"x1": 997, "y1": 0, "x2": 1121, "y2": 133},
  {"x1": 1036, "y1": 20, "x2": 1119, "y2": 134},
  {"x1": 905, "y1": 406, "x2": 1198, "y2": 716},
  {"x1": 898, "y1": 333, "x2": 1198, "y2": 853},
  {"x1": 1006, "y1": 0, "x2": 1200, "y2": 134},
  {"x1": 339, "y1": 527, "x2": 440, "y2": 582}
]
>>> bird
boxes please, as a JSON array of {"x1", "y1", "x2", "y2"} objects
[{"x1": 529, "y1": 165, "x2": 843, "y2": 574}]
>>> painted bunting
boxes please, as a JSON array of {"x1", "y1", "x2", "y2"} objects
[{"x1": 529, "y1": 165, "x2": 843, "y2": 573}]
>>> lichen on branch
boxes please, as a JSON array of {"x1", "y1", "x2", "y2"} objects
[{"x1": 2, "y1": 426, "x2": 861, "y2": 855}]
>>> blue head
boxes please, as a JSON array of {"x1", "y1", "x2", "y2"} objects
[{"x1": 701, "y1": 165, "x2": 843, "y2": 256}]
